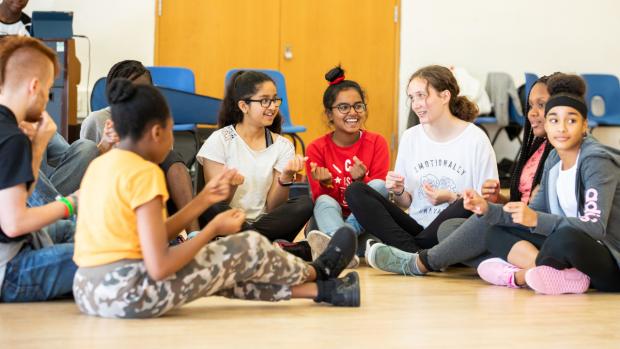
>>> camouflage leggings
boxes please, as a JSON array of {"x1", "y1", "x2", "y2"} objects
[{"x1": 73, "y1": 231, "x2": 310, "y2": 318}]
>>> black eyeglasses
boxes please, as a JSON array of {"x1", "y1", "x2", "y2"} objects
[
  {"x1": 245, "y1": 98, "x2": 283, "y2": 108},
  {"x1": 331, "y1": 102, "x2": 367, "y2": 114}
]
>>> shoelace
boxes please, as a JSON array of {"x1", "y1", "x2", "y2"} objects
[{"x1": 383, "y1": 247, "x2": 416, "y2": 276}]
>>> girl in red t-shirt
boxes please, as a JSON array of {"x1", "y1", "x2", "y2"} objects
[{"x1": 303, "y1": 66, "x2": 390, "y2": 263}]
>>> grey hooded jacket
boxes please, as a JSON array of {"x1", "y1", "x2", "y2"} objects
[{"x1": 481, "y1": 136, "x2": 620, "y2": 267}]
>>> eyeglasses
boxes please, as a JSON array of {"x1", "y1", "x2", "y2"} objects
[
  {"x1": 331, "y1": 102, "x2": 367, "y2": 114},
  {"x1": 245, "y1": 98, "x2": 283, "y2": 108}
]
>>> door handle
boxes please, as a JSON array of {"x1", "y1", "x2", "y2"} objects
[{"x1": 284, "y1": 45, "x2": 293, "y2": 60}]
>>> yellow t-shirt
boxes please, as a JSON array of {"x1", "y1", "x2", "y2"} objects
[{"x1": 74, "y1": 149, "x2": 169, "y2": 267}]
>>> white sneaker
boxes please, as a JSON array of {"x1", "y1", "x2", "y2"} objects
[
  {"x1": 307, "y1": 230, "x2": 331, "y2": 261},
  {"x1": 308, "y1": 230, "x2": 359, "y2": 269}
]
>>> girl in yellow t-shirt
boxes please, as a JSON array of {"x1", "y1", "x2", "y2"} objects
[{"x1": 72, "y1": 79, "x2": 360, "y2": 318}]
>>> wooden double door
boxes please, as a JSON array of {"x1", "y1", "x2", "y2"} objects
[{"x1": 155, "y1": 0, "x2": 401, "y2": 157}]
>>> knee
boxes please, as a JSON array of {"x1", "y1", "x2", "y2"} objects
[
  {"x1": 291, "y1": 195, "x2": 313, "y2": 217},
  {"x1": 367, "y1": 179, "x2": 388, "y2": 197},
  {"x1": 227, "y1": 231, "x2": 272, "y2": 256},
  {"x1": 315, "y1": 194, "x2": 339, "y2": 210},
  {"x1": 344, "y1": 181, "x2": 368, "y2": 204},
  {"x1": 437, "y1": 218, "x2": 466, "y2": 242},
  {"x1": 543, "y1": 227, "x2": 587, "y2": 256},
  {"x1": 71, "y1": 139, "x2": 99, "y2": 163},
  {"x1": 484, "y1": 226, "x2": 509, "y2": 250}
]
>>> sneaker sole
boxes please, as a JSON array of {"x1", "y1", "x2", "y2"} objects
[
  {"x1": 366, "y1": 241, "x2": 385, "y2": 270},
  {"x1": 347, "y1": 255, "x2": 360, "y2": 269},
  {"x1": 307, "y1": 230, "x2": 331, "y2": 261},
  {"x1": 344, "y1": 271, "x2": 361, "y2": 307},
  {"x1": 525, "y1": 266, "x2": 590, "y2": 295}
]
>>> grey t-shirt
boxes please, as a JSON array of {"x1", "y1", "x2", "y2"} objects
[
  {"x1": 0, "y1": 241, "x2": 26, "y2": 294},
  {"x1": 80, "y1": 107, "x2": 112, "y2": 143}
]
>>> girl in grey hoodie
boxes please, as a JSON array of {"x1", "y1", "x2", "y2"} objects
[{"x1": 467, "y1": 74, "x2": 620, "y2": 294}]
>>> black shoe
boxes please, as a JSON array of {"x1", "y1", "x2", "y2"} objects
[
  {"x1": 315, "y1": 271, "x2": 360, "y2": 307},
  {"x1": 275, "y1": 240, "x2": 313, "y2": 262},
  {"x1": 311, "y1": 226, "x2": 356, "y2": 280}
]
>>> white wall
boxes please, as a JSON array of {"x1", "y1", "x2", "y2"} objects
[
  {"x1": 22, "y1": 0, "x2": 620, "y2": 152},
  {"x1": 25, "y1": 0, "x2": 155, "y2": 118},
  {"x1": 399, "y1": 0, "x2": 620, "y2": 158}
]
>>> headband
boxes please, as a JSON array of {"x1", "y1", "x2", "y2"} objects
[{"x1": 545, "y1": 95, "x2": 588, "y2": 118}]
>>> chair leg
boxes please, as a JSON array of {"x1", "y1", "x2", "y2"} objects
[
  {"x1": 490, "y1": 127, "x2": 505, "y2": 146},
  {"x1": 283, "y1": 133, "x2": 306, "y2": 155},
  {"x1": 291, "y1": 133, "x2": 306, "y2": 155}
]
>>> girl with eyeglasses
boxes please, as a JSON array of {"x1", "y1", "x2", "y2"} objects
[
  {"x1": 345, "y1": 65, "x2": 498, "y2": 273},
  {"x1": 295, "y1": 66, "x2": 390, "y2": 267},
  {"x1": 196, "y1": 71, "x2": 316, "y2": 251},
  {"x1": 72, "y1": 79, "x2": 361, "y2": 318}
]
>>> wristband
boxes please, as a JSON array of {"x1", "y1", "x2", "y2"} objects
[
  {"x1": 55, "y1": 195, "x2": 74, "y2": 218},
  {"x1": 69, "y1": 193, "x2": 79, "y2": 215}
]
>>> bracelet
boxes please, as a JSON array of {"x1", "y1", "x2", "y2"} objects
[
  {"x1": 278, "y1": 176, "x2": 294, "y2": 187},
  {"x1": 55, "y1": 195, "x2": 74, "y2": 218},
  {"x1": 394, "y1": 187, "x2": 406, "y2": 196},
  {"x1": 69, "y1": 193, "x2": 79, "y2": 215}
]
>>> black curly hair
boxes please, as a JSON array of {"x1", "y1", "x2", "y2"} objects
[{"x1": 107, "y1": 78, "x2": 170, "y2": 141}]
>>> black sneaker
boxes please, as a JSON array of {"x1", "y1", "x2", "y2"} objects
[
  {"x1": 274, "y1": 240, "x2": 313, "y2": 262},
  {"x1": 315, "y1": 271, "x2": 360, "y2": 307},
  {"x1": 311, "y1": 226, "x2": 356, "y2": 280}
]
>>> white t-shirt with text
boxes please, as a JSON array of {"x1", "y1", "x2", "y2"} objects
[{"x1": 395, "y1": 123, "x2": 498, "y2": 228}]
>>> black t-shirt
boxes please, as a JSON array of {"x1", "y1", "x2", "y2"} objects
[
  {"x1": 159, "y1": 150, "x2": 185, "y2": 215},
  {"x1": 159, "y1": 150, "x2": 184, "y2": 174},
  {"x1": 0, "y1": 105, "x2": 34, "y2": 242}
]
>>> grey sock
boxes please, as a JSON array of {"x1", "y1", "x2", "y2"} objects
[{"x1": 407, "y1": 253, "x2": 426, "y2": 276}]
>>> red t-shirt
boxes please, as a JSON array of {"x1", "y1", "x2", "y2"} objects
[{"x1": 305, "y1": 131, "x2": 390, "y2": 216}]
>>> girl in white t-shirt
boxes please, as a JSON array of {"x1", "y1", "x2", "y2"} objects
[
  {"x1": 197, "y1": 71, "x2": 313, "y2": 252},
  {"x1": 346, "y1": 65, "x2": 498, "y2": 269}
]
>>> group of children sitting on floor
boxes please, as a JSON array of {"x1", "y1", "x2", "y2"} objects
[{"x1": 1, "y1": 36, "x2": 619, "y2": 319}]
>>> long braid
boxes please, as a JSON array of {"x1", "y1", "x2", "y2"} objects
[{"x1": 510, "y1": 120, "x2": 534, "y2": 201}]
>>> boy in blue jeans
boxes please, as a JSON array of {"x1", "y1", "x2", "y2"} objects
[{"x1": 0, "y1": 35, "x2": 78, "y2": 302}]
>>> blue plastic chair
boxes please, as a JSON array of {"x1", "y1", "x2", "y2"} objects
[
  {"x1": 225, "y1": 69, "x2": 307, "y2": 154},
  {"x1": 90, "y1": 77, "x2": 107, "y2": 112},
  {"x1": 474, "y1": 91, "x2": 524, "y2": 145},
  {"x1": 581, "y1": 74, "x2": 620, "y2": 129},
  {"x1": 89, "y1": 78, "x2": 220, "y2": 127},
  {"x1": 147, "y1": 66, "x2": 196, "y2": 93},
  {"x1": 474, "y1": 72, "x2": 531, "y2": 145},
  {"x1": 524, "y1": 72, "x2": 539, "y2": 103}
]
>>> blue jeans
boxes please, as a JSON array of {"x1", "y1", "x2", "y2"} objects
[
  {"x1": 0, "y1": 220, "x2": 77, "y2": 302},
  {"x1": 29, "y1": 133, "x2": 99, "y2": 207},
  {"x1": 314, "y1": 179, "x2": 388, "y2": 237}
]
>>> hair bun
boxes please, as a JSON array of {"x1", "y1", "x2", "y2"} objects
[
  {"x1": 325, "y1": 66, "x2": 345, "y2": 84},
  {"x1": 107, "y1": 78, "x2": 136, "y2": 104},
  {"x1": 547, "y1": 74, "x2": 586, "y2": 97}
]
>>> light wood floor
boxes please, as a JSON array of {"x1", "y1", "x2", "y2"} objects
[{"x1": 1, "y1": 266, "x2": 620, "y2": 349}]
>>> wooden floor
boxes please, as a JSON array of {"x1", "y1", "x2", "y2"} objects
[{"x1": 1, "y1": 266, "x2": 620, "y2": 349}]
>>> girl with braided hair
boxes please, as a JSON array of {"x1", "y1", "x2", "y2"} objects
[
  {"x1": 472, "y1": 74, "x2": 620, "y2": 294},
  {"x1": 357, "y1": 73, "x2": 557, "y2": 277}
]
